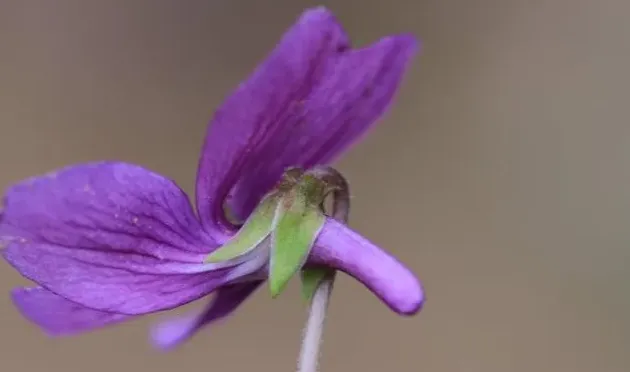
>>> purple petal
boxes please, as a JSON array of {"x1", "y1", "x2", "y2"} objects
[
  {"x1": 195, "y1": 7, "x2": 418, "y2": 226},
  {"x1": 231, "y1": 35, "x2": 418, "y2": 219},
  {"x1": 309, "y1": 218, "x2": 424, "y2": 315},
  {"x1": 195, "y1": 7, "x2": 349, "y2": 231},
  {"x1": 3, "y1": 243, "x2": 235, "y2": 314},
  {"x1": 151, "y1": 281, "x2": 261, "y2": 350},
  {"x1": 11, "y1": 287, "x2": 131, "y2": 336},
  {"x1": 1, "y1": 162, "x2": 218, "y2": 259},
  {"x1": 0, "y1": 162, "x2": 252, "y2": 314}
]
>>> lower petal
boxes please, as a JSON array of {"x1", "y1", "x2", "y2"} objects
[
  {"x1": 11, "y1": 287, "x2": 131, "y2": 336},
  {"x1": 150, "y1": 281, "x2": 262, "y2": 350},
  {"x1": 309, "y1": 218, "x2": 424, "y2": 315},
  {"x1": 3, "y1": 242, "x2": 235, "y2": 314}
]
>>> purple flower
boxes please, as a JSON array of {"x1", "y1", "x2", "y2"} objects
[{"x1": 0, "y1": 7, "x2": 423, "y2": 350}]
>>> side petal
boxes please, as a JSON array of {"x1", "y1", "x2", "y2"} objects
[
  {"x1": 150, "y1": 281, "x2": 262, "y2": 350},
  {"x1": 195, "y1": 7, "x2": 350, "y2": 233},
  {"x1": 0, "y1": 162, "x2": 253, "y2": 314},
  {"x1": 309, "y1": 218, "x2": 424, "y2": 315},
  {"x1": 11, "y1": 287, "x2": 131, "y2": 336},
  {"x1": 269, "y1": 178, "x2": 327, "y2": 297},
  {"x1": 1, "y1": 161, "x2": 218, "y2": 259}
]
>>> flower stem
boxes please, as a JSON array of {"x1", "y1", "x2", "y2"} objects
[
  {"x1": 297, "y1": 167, "x2": 350, "y2": 372},
  {"x1": 297, "y1": 271, "x2": 336, "y2": 372}
]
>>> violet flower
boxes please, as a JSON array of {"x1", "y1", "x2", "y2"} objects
[{"x1": 0, "y1": 7, "x2": 423, "y2": 351}]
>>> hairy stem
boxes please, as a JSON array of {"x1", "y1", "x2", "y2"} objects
[{"x1": 297, "y1": 166, "x2": 350, "y2": 372}]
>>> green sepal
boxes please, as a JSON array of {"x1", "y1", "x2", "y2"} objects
[
  {"x1": 205, "y1": 195, "x2": 278, "y2": 263},
  {"x1": 300, "y1": 267, "x2": 333, "y2": 301},
  {"x1": 269, "y1": 175, "x2": 327, "y2": 297}
]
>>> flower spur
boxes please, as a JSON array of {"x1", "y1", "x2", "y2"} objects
[{"x1": 0, "y1": 7, "x2": 424, "y2": 351}]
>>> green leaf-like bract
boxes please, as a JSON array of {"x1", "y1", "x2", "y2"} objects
[
  {"x1": 269, "y1": 175, "x2": 327, "y2": 297},
  {"x1": 300, "y1": 267, "x2": 332, "y2": 300},
  {"x1": 205, "y1": 195, "x2": 278, "y2": 263}
]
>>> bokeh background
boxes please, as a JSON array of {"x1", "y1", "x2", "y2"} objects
[{"x1": 1, "y1": 1, "x2": 628, "y2": 371}]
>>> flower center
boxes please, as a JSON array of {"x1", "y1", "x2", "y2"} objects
[{"x1": 208, "y1": 166, "x2": 350, "y2": 297}]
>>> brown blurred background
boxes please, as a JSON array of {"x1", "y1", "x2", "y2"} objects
[{"x1": 1, "y1": 0, "x2": 629, "y2": 371}]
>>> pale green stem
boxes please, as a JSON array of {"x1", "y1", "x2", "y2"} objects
[{"x1": 297, "y1": 167, "x2": 350, "y2": 372}]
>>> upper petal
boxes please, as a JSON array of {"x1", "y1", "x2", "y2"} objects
[
  {"x1": 308, "y1": 218, "x2": 424, "y2": 315},
  {"x1": 195, "y1": 7, "x2": 418, "y2": 227},
  {"x1": 0, "y1": 162, "x2": 254, "y2": 314},
  {"x1": 195, "y1": 7, "x2": 350, "y2": 233},
  {"x1": 11, "y1": 287, "x2": 131, "y2": 336},
  {"x1": 230, "y1": 34, "x2": 418, "y2": 219}
]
